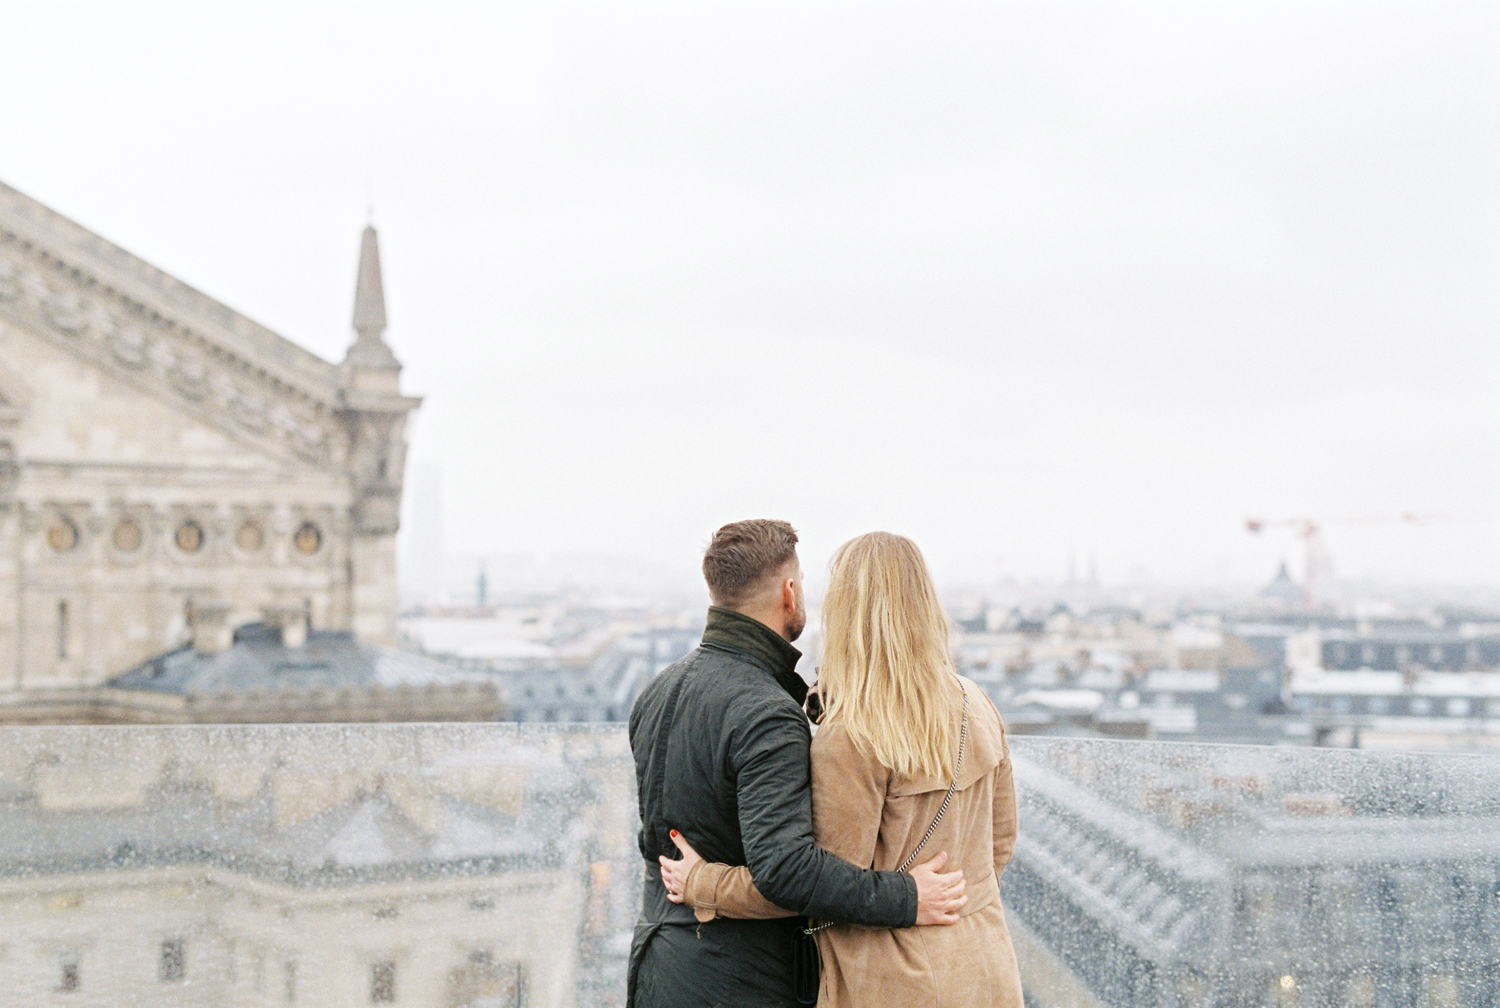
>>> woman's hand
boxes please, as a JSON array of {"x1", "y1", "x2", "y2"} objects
[{"x1": 658, "y1": 829, "x2": 702, "y2": 903}]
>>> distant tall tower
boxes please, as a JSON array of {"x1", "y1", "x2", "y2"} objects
[
  {"x1": 339, "y1": 224, "x2": 420, "y2": 645},
  {"x1": 476, "y1": 561, "x2": 488, "y2": 609}
]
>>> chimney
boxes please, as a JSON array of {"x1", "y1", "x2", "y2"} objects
[
  {"x1": 189, "y1": 602, "x2": 234, "y2": 655},
  {"x1": 263, "y1": 604, "x2": 310, "y2": 648}
]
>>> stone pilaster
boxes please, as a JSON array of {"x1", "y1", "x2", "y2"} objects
[
  {"x1": 0, "y1": 385, "x2": 22, "y2": 690},
  {"x1": 0, "y1": 493, "x2": 18, "y2": 692},
  {"x1": 350, "y1": 532, "x2": 399, "y2": 645}
]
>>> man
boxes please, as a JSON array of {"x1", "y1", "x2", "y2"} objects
[{"x1": 629, "y1": 520, "x2": 967, "y2": 1007}]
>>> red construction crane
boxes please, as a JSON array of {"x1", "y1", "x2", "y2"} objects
[{"x1": 1245, "y1": 513, "x2": 1441, "y2": 611}]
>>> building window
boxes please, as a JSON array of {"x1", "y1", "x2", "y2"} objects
[
  {"x1": 57, "y1": 601, "x2": 68, "y2": 660},
  {"x1": 47, "y1": 516, "x2": 79, "y2": 552},
  {"x1": 160, "y1": 938, "x2": 185, "y2": 982},
  {"x1": 1408, "y1": 697, "x2": 1432, "y2": 716},
  {"x1": 112, "y1": 518, "x2": 143, "y2": 552},
  {"x1": 371, "y1": 961, "x2": 396, "y2": 1003},
  {"x1": 447, "y1": 953, "x2": 525, "y2": 1008},
  {"x1": 1446, "y1": 698, "x2": 1470, "y2": 717},
  {"x1": 236, "y1": 520, "x2": 264, "y2": 552},
  {"x1": 1366, "y1": 696, "x2": 1390, "y2": 715},
  {"x1": 175, "y1": 520, "x2": 205, "y2": 553},
  {"x1": 57, "y1": 951, "x2": 80, "y2": 992},
  {"x1": 294, "y1": 522, "x2": 323, "y2": 555}
]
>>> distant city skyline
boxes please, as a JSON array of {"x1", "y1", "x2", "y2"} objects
[{"x1": 5, "y1": 2, "x2": 1495, "y2": 586}]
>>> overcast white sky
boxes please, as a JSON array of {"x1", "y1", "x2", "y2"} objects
[{"x1": 2, "y1": 2, "x2": 1496, "y2": 588}]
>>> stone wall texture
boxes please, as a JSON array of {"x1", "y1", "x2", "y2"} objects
[{"x1": 0, "y1": 181, "x2": 417, "y2": 695}]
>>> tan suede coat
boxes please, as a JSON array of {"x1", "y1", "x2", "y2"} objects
[{"x1": 683, "y1": 675, "x2": 1023, "y2": 1008}]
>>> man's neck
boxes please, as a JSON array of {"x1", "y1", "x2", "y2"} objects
[
  {"x1": 701, "y1": 607, "x2": 804, "y2": 698},
  {"x1": 727, "y1": 605, "x2": 788, "y2": 641}
]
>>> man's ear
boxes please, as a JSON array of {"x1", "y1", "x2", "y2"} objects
[{"x1": 781, "y1": 576, "x2": 797, "y2": 612}]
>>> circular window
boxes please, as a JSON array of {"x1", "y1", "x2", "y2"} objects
[
  {"x1": 46, "y1": 517, "x2": 78, "y2": 552},
  {"x1": 236, "y1": 520, "x2": 264, "y2": 552},
  {"x1": 112, "y1": 518, "x2": 143, "y2": 552},
  {"x1": 293, "y1": 522, "x2": 322, "y2": 555},
  {"x1": 174, "y1": 520, "x2": 204, "y2": 553}
]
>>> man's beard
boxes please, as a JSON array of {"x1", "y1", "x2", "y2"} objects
[{"x1": 785, "y1": 598, "x2": 807, "y2": 642}]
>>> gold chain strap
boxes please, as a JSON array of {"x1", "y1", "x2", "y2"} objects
[{"x1": 805, "y1": 681, "x2": 970, "y2": 935}]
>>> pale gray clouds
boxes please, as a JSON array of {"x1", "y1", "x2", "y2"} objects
[{"x1": 2, "y1": 2, "x2": 1495, "y2": 586}]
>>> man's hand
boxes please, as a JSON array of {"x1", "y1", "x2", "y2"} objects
[
  {"x1": 659, "y1": 829, "x2": 702, "y2": 903},
  {"x1": 910, "y1": 852, "x2": 966, "y2": 925}
]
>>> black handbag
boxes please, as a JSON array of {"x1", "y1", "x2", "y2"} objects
[{"x1": 789, "y1": 684, "x2": 970, "y2": 1005}]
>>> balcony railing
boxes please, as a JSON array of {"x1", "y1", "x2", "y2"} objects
[{"x1": 0, "y1": 724, "x2": 1494, "y2": 1007}]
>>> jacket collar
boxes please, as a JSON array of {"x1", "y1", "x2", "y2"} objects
[{"x1": 701, "y1": 606, "x2": 807, "y2": 705}]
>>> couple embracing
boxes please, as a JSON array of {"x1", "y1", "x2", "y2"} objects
[{"x1": 629, "y1": 520, "x2": 1023, "y2": 1007}]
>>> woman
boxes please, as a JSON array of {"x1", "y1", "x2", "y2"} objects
[{"x1": 660, "y1": 531, "x2": 1023, "y2": 1007}]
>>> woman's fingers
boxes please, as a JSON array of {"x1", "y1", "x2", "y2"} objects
[
  {"x1": 669, "y1": 829, "x2": 701, "y2": 861},
  {"x1": 915, "y1": 851, "x2": 948, "y2": 873},
  {"x1": 657, "y1": 854, "x2": 687, "y2": 902},
  {"x1": 657, "y1": 829, "x2": 699, "y2": 906}
]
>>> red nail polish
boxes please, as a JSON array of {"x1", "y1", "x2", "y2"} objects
[{"x1": 671, "y1": 830, "x2": 678, "y2": 837}]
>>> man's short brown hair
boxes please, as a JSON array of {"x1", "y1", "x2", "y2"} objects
[{"x1": 702, "y1": 520, "x2": 799, "y2": 607}]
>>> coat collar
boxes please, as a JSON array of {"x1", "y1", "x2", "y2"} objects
[{"x1": 701, "y1": 606, "x2": 807, "y2": 705}]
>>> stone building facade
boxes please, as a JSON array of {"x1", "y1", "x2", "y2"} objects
[
  {"x1": 0, "y1": 723, "x2": 638, "y2": 1006},
  {"x1": 0, "y1": 181, "x2": 418, "y2": 700}
]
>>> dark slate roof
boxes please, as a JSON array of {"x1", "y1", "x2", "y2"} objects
[
  {"x1": 266, "y1": 791, "x2": 553, "y2": 870},
  {"x1": 0, "y1": 765, "x2": 575, "y2": 887},
  {"x1": 107, "y1": 623, "x2": 499, "y2": 695}
]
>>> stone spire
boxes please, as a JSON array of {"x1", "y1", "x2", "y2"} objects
[
  {"x1": 344, "y1": 224, "x2": 400, "y2": 371},
  {"x1": 335, "y1": 222, "x2": 421, "y2": 647}
]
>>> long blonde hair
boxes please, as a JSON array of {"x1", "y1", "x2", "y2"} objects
[{"x1": 817, "y1": 532, "x2": 959, "y2": 780}]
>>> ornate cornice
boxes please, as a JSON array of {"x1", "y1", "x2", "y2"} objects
[
  {"x1": 0, "y1": 230, "x2": 339, "y2": 466},
  {"x1": 0, "y1": 182, "x2": 337, "y2": 388}
]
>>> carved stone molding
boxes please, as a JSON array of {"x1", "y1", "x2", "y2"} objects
[
  {"x1": 0, "y1": 237, "x2": 335, "y2": 464},
  {"x1": 0, "y1": 441, "x2": 17, "y2": 500},
  {"x1": 339, "y1": 404, "x2": 410, "y2": 536},
  {"x1": 18, "y1": 500, "x2": 344, "y2": 567},
  {"x1": 0, "y1": 357, "x2": 30, "y2": 429}
]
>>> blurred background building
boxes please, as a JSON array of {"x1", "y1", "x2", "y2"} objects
[{"x1": 0, "y1": 183, "x2": 426, "y2": 723}]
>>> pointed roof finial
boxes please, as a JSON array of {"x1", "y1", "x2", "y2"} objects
[
  {"x1": 353, "y1": 224, "x2": 387, "y2": 340},
  {"x1": 345, "y1": 223, "x2": 400, "y2": 371}
]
